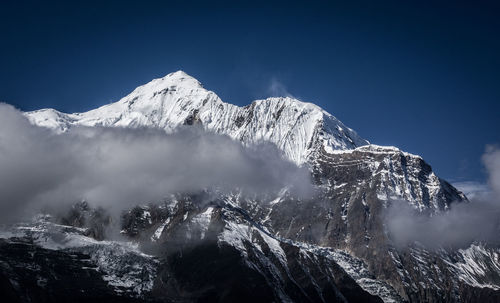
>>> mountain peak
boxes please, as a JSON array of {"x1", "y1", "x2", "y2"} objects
[
  {"x1": 161, "y1": 70, "x2": 201, "y2": 85},
  {"x1": 131, "y1": 70, "x2": 203, "y2": 96},
  {"x1": 255, "y1": 96, "x2": 327, "y2": 115},
  {"x1": 25, "y1": 71, "x2": 368, "y2": 163},
  {"x1": 168, "y1": 70, "x2": 189, "y2": 77}
]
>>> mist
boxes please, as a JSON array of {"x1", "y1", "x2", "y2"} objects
[
  {"x1": 0, "y1": 103, "x2": 313, "y2": 223},
  {"x1": 386, "y1": 146, "x2": 500, "y2": 249},
  {"x1": 268, "y1": 77, "x2": 295, "y2": 99}
]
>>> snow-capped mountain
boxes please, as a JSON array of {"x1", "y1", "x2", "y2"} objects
[
  {"x1": 2, "y1": 71, "x2": 499, "y2": 303},
  {"x1": 26, "y1": 71, "x2": 367, "y2": 164}
]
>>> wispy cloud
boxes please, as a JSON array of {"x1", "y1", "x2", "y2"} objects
[
  {"x1": 267, "y1": 77, "x2": 295, "y2": 98},
  {"x1": 453, "y1": 181, "x2": 490, "y2": 199}
]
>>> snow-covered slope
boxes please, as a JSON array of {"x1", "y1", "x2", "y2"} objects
[{"x1": 25, "y1": 71, "x2": 368, "y2": 164}]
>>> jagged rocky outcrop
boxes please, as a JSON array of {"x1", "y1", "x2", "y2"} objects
[
  {"x1": 0, "y1": 222, "x2": 158, "y2": 303},
  {"x1": 0, "y1": 238, "x2": 138, "y2": 303},
  {"x1": 0, "y1": 71, "x2": 498, "y2": 302},
  {"x1": 260, "y1": 145, "x2": 473, "y2": 301}
]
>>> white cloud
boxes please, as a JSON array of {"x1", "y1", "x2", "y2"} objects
[
  {"x1": 386, "y1": 145, "x2": 500, "y2": 249},
  {"x1": 453, "y1": 181, "x2": 490, "y2": 199},
  {"x1": 0, "y1": 103, "x2": 313, "y2": 223}
]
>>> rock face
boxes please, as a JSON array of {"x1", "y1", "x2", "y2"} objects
[
  {"x1": 0, "y1": 71, "x2": 498, "y2": 302},
  {"x1": 0, "y1": 237, "x2": 147, "y2": 303},
  {"x1": 148, "y1": 195, "x2": 383, "y2": 303}
]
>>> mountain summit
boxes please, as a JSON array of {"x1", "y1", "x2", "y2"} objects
[{"x1": 26, "y1": 71, "x2": 368, "y2": 164}]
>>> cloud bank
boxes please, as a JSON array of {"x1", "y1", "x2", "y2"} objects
[
  {"x1": 386, "y1": 146, "x2": 500, "y2": 249},
  {"x1": 0, "y1": 103, "x2": 312, "y2": 223}
]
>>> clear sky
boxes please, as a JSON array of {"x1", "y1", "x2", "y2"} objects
[{"x1": 1, "y1": 0, "x2": 499, "y2": 183}]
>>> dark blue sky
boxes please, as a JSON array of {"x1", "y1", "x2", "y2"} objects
[{"x1": 1, "y1": 0, "x2": 499, "y2": 183}]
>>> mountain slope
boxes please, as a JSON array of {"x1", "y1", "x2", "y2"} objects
[{"x1": 6, "y1": 71, "x2": 499, "y2": 302}]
